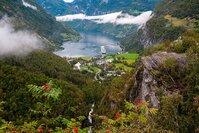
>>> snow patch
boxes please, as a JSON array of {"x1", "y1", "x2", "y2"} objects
[
  {"x1": 22, "y1": 0, "x2": 37, "y2": 10},
  {"x1": 56, "y1": 11, "x2": 153, "y2": 25},
  {"x1": 63, "y1": 0, "x2": 74, "y2": 3}
]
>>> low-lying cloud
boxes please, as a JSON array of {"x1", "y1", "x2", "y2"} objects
[
  {"x1": 0, "y1": 16, "x2": 42, "y2": 56},
  {"x1": 56, "y1": 11, "x2": 153, "y2": 25}
]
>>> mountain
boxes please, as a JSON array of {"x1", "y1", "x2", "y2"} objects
[
  {"x1": 0, "y1": 0, "x2": 80, "y2": 50},
  {"x1": 121, "y1": 0, "x2": 199, "y2": 53},
  {"x1": 36, "y1": 0, "x2": 159, "y2": 16},
  {"x1": 35, "y1": 0, "x2": 160, "y2": 38}
]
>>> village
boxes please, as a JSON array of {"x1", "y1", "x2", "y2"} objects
[{"x1": 64, "y1": 46, "x2": 139, "y2": 81}]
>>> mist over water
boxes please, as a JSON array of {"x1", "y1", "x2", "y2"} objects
[{"x1": 55, "y1": 32, "x2": 121, "y2": 57}]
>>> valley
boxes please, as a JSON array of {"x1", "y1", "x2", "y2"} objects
[{"x1": 0, "y1": 0, "x2": 199, "y2": 133}]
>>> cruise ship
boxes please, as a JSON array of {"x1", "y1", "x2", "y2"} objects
[{"x1": 100, "y1": 46, "x2": 106, "y2": 55}]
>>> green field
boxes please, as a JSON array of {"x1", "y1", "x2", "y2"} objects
[
  {"x1": 115, "y1": 63, "x2": 133, "y2": 71},
  {"x1": 106, "y1": 53, "x2": 139, "y2": 60},
  {"x1": 115, "y1": 53, "x2": 139, "y2": 60},
  {"x1": 106, "y1": 53, "x2": 139, "y2": 65},
  {"x1": 82, "y1": 66, "x2": 99, "y2": 73}
]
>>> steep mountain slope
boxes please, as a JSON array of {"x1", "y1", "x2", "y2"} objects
[
  {"x1": 36, "y1": 0, "x2": 159, "y2": 16},
  {"x1": 99, "y1": 28, "x2": 199, "y2": 133},
  {"x1": 0, "y1": 0, "x2": 80, "y2": 50},
  {"x1": 0, "y1": 51, "x2": 105, "y2": 125},
  {"x1": 121, "y1": 0, "x2": 199, "y2": 52}
]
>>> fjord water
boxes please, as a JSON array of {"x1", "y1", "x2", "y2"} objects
[{"x1": 55, "y1": 32, "x2": 122, "y2": 57}]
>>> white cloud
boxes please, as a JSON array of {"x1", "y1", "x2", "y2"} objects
[
  {"x1": 0, "y1": 16, "x2": 42, "y2": 56},
  {"x1": 22, "y1": 0, "x2": 37, "y2": 10},
  {"x1": 63, "y1": 0, "x2": 74, "y2": 3},
  {"x1": 56, "y1": 11, "x2": 153, "y2": 25}
]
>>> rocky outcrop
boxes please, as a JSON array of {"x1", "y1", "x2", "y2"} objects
[
  {"x1": 138, "y1": 25, "x2": 154, "y2": 48},
  {"x1": 130, "y1": 52, "x2": 186, "y2": 108}
]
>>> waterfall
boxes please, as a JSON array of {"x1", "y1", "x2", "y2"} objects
[{"x1": 88, "y1": 104, "x2": 95, "y2": 133}]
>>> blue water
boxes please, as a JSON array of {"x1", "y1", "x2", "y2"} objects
[{"x1": 54, "y1": 32, "x2": 122, "y2": 57}]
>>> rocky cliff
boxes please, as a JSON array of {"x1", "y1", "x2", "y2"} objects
[{"x1": 130, "y1": 52, "x2": 186, "y2": 108}]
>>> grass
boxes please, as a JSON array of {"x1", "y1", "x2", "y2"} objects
[
  {"x1": 115, "y1": 53, "x2": 139, "y2": 60},
  {"x1": 106, "y1": 53, "x2": 139, "y2": 65},
  {"x1": 106, "y1": 53, "x2": 139, "y2": 60},
  {"x1": 125, "y1": 59, "x2": 135, "y2": 65},
  {"x1": 164, "y1": 15, "x2": 188, "y2": 27},
  {"x1": 82, "y1": 66, "x2": 99, "y2": 73},
  {"x1": 115, "y1": 63, "x2": 133, "y2": 71}
]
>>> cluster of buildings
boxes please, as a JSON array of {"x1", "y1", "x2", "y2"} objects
[{"x1": 73, "y1": 46, "x2": 127, "y2": 81}]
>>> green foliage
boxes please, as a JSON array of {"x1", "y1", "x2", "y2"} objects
[
  {"x1": 155, "y1": 0, "x2": 199, "y2": 19},
  {"x1": 28, "y1": 80, "x2": 62, "y2": 101},
  {"x1": 156, "y1": 94, "x2": 183, "y2": 132},
  {"x1": 147, "y1": 16, "x2": 186, "y2": 42},
  {"x1": 173, "y1": 32, "x2": 199, "y2": 53},
  {"x1": 0, "y1": 81, "x2": 88, "y2": 133},
  {"x1": 0, "y1": 51, "x2": 105, "y2": 129},
  {"x1": 144, "y1": 31, "x2": 199, "y2": 132},
  {"x1": 97, "y1": 101, "x2": 166, "y2": 133}
]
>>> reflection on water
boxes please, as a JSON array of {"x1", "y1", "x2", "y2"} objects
[{"x1": 54, "y1": 32, "x2": 122, "y2": 57}]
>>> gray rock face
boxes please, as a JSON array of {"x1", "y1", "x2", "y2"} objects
[
  {"x1": 142, "y1": 52, "x2": 186, "y2": 70},
  {"x1": 139, "y1": 25, "x2": 154, "y2": 48},
  {"x1": 130, "y1": 52, "x2": 186, "y2": 108}
]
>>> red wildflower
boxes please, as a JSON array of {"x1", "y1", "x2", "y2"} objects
[
  {"x1": 44, "y1": 83, "x2": 49, "y2": 89},
  {"x1": 134, "y1": 99, "x2": 145, "y2": 105},
  {"x1": 38, "y1": 128, "x2": 44, "y2": 133},
  {"x1": 73, "y1": 127, "x2": 78, "y2": 133},
  {"x1": 106, "y1": 130, "x2": 111, "y2": 133},
  {"x1": 115, "y1": 113, "x2": 121, "y2": 119},
  {"x1": 12, "y1": 128, "x2": 17, "y2": 133}
]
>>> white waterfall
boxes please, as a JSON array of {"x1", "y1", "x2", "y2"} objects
[{"x1": 88, "y1": 104, "x2": 95, "y2": 133}]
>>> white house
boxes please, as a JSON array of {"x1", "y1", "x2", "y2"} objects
[{"x1": 74, "y1": 62, "x2": 81, "y2": 70}]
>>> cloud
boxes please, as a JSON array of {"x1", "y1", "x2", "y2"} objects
[
  {"x1": 0, "y1": 16, "x2": 42, "y2": 56},
  {"x1": 56, "y1": 11, "x2": 153, "y2": 25},
  {"x1": 63, "y1": 0, "x2": 74, "y2": 3}
]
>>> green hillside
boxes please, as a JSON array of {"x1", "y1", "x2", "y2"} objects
[
  {"x1": 0, "y1": 51, "x2": 106, "y2": 126},
  {"x1": 121, "y1": 0, "x2": 199, "y2": 53},
  {"x1": 0, "y1": 0, "x2": 80, "y2": 50}
]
